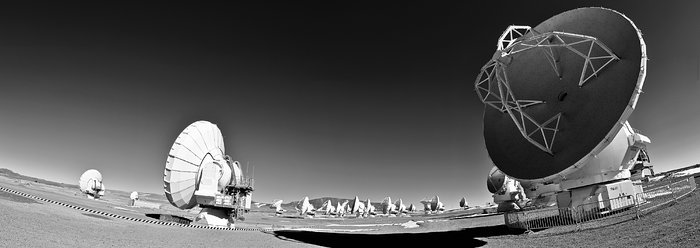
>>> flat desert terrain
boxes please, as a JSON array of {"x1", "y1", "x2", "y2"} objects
[{"x1": 1, "y1": 172, "x2": 699, "y2": 247}]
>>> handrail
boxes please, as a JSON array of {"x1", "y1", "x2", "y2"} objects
[{"x1": 504, "y1": 177, "x2": 697, "y2": 233}]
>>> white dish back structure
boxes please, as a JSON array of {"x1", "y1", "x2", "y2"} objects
[
  {"x1": 365, "y1": 198, "x2": 376, "y2": 215},
  {"x1": 319, "y1": 200, "x2": 335, "y2": 215},
  {"x1": 79, "y1": 169, "x2": 105, "y2": 198},
  {"x1": 336, "y1": 201, "x2": 347, "y2": 216},
  {"x1": 163, "y1": 121, "x2": 244, "y2": 210},
  {"x1": 381, "y1": 197, "x2": 396, "y2": 214},
  {"x1": 297, "y1": 196, "x2": 315, "y2": 215},
  {"x1": 394, "y1": 199, "x2": 407, "y2": 214},
  {"x1": 270, "y1": 199, "x2": 285, "y2": 212},
  {"x1": 348, "y1": 196, "x2": 365, "y2": 215}
]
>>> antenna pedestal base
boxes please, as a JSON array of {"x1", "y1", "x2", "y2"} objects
[
  {"x1": 551, "y1": 123, "x2": 648, "y2": 214},
  {"x1": 193, "y1": 207, "x2": 233, "y2": 228},
  {"x1": 85, "y1": 192, "x2": 103, "y2": 200},
  {"x1": 496, "y1": 202, "x2": 521, "y2": 212},
  {"x1": 556, "y1": 179, "x2": 642, "y2": 221},
  {"x1": 492, "y1": 177, "x2": 527, "y2": 211},
  {"x1": 521, "y1": 182, "x2": 560, "y2": 208},
  {"x1": 493, "y1": 195, "x2": 524, "y2": 212}
]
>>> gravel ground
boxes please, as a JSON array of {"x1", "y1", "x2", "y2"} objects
[
  {"x1": 0, "y1": 176, "x2": 512, "y2": 247},
  {"x1": 0, "y1": 195, "x2": 315, "y2": 247},
  {"x1": 483, "y1": 191, "x2": 700, "y2": 247}
]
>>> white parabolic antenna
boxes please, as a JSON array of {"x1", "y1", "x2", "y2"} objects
[
  {"x1": 163, "y1": 120, "x2": 252, "y2": 227},
  {"x1": 270, "y1": 199, "x2": 284, "y2": 209},
  {"x1": 79, "y1": 169, "x2": 105, "y2": 198},
  {"x1": 460, "y1": 197, "x2": 468, "y2": 208},
  {"x1": 349, "y1": 196, "x2": 362, "y2": 214},
  {"x1": 365, "y1": 198, "x2": 375, "y2": 215},
  {"x1": 475, "y1": 7, "x2": 651, "y2": 209},
  {"x1": 298, "y1": 196, "x2": 315, "y2": 215},
  {"x1": 395, "y1": 199, "x2": 406, "y2": 213},
  {"x1": 381, "y1": 197, "x2": 395, "y2": 214},
  {"x1": 336, "y1": 201, "x2": 346, "y2": 216},
  {"x1": 430, "y1": 196, "x2": 443, "y2": 211},
  {"x1": 407, "y1": 203, "x2": 416, "y2": 212},
  {"x1": 164, "y1": 121, "x2": 242, "y2": 209}
]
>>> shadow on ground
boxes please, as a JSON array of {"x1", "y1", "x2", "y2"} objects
[
  {"x1": 0, "y1": 191, "x2": 39, "y2": 204},
  {"x1": 82, "y1": 213, "x2": 111, "y2": 220},
  {"x1": 273, "y1": 225, "x2": 522, "y2": 247},
  {"x1": 145, "y1": 213, "x2": 192, "y2": 225}
]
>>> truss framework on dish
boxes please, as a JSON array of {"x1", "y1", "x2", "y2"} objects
[{"x1": 475, "y1": 25, "x2": 620, "y2": 154}]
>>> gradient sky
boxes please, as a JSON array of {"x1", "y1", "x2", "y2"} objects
[{"x1": 0, "y1": 1, "x2": 698, "y2": 209}]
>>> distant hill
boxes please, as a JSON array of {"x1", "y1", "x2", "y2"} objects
[{"x1": 0, "y1": 168, "x2": 79, "y2": 189}]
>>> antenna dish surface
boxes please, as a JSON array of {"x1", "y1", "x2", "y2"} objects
[
  {"x1": 477, "y1": 7, "x2": 646, "y2": 181},
  {"x1": 164, "y1": 121, "x2": 226, "y2": 209},
  {"x1": 350, "y1": 196, "x2": 361, "y2": 214},
  {"x1": 460, "y1": 197, "x2": 468, "y2": 208}
]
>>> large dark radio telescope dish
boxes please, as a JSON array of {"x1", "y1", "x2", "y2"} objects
[{"x1": 476, "y1": 8, "x2": 646, "y2": 181}]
